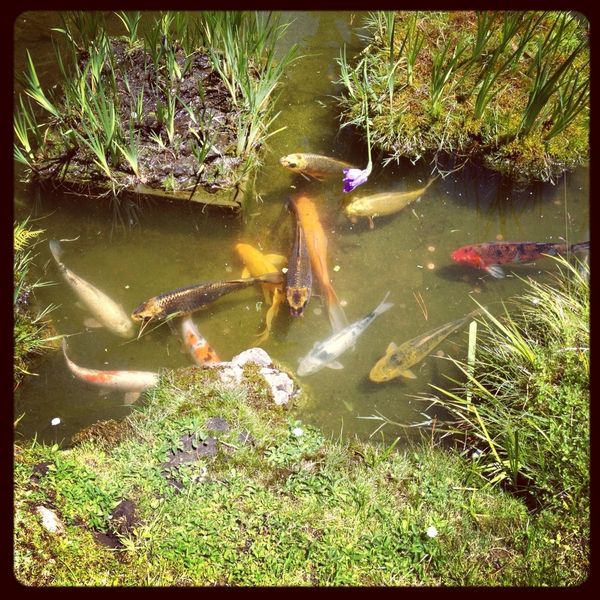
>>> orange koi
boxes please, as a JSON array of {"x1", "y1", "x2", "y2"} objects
[
  {"x1": 180, "y1": 315, "x2": 220, "y2": 366},
  {"x1": 290, "y1": 195, "x2": 347, "y2": 332},
  {"x1": 62, "y1": 340, "x2": 158, "y2": 404}
]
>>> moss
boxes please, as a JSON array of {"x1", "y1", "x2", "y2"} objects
[{"x1": 338, "y1": 11, "x2": 589, "y2": 183}]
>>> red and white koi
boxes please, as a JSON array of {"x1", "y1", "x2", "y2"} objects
[
  {"x1": 180, "y1": 315, "x2": 220, "y2": 366},
  {"x1": 62, "y1": 340, "x2": 158, "y2": 404}
]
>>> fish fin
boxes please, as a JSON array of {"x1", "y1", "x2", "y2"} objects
[
  {"x1": 241, "y1": 267, "x2": 250, "y2": 279},
  {"x1": 123, "y1": 391, "x2": 141, "y2": 405},
  {"x1": 327, "y1": 300, "x2": 348, "y2": 333},
  {"x1": 83, "y1": 317, "x2": 102, "y2": 329},
  {"x1": 326, "y1": 361, "x2": 344, "y2": 370},
  {"x1": 486, "y1": 264, "x2": 506, "y2": 279},
  {"x1": 368, "y1": 216, "x2": 375, "y2": 230},
  {"x1": 387, "y1": 342, "x2": 398, "y2": 353},
  {"x1": 400, "y1": 369, "x2": 417, "y2": 379},
  {"x1": 48, "y1": 239, "x2": 63, "y2": 263},
  {"x1": 262, "y1": 287, "x2": 272, "y2": 305},
  {"x1": 265, "y1": 254, "x2": 287, "y2": 268}
]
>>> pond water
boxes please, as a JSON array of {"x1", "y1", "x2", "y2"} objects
[{"x1": 14, "y1": 11, "x2": 590, "y2": 447}]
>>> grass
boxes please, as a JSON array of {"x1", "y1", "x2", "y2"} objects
[
  {"x1": 424, "y1": 254, "x2": 589, "y2": 516},
  {"x1": 14, "y1": 11, "x2": 298, "y2": 207},
  {"x1": 14, "y1": 307, "x2": 589, "y2": 585},
  {"x1": 14, "y1": 219, "x2": 62, "y2": 386},
  {"x1": 336, "y1": 11, "x2": 589, "y2": 182}
]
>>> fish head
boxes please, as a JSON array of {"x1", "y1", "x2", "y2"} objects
[
  {"x1": 369, "y1": 346, "x2": 402, "y2": 382},
  {"x1": 280, "y1": 154, "x2": 306, "y2": 173},
  {"x1": 297, "y1": 353, "x2": 321, "y2": 376},
  {"x1": 131, "y1": 298, "x2": 162, "y2": 322},
  {"x1": 115, "y1": 318, "x2": 136, "y2": 338},
  {"x1": 344, "y1": 197, "x2": 367, "y2": 217},
  {"x1": 451, "y1": 245, "x2": 485, "y2": 269},
  {"x1": 287, "y1": 287, "x2": 310, "y2": 316}
]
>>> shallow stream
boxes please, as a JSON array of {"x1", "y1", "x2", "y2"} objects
[{"x1": 14, "y1": 11, "x2": 589, "y2": 446}]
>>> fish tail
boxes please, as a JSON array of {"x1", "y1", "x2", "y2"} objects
[
  {"x1": 373, "y1": 291, "x2": 394, "y2": 317},
  {"x1": 49, "y1": 239, "x2": 63, "y2": 264},
  {"x1": 324, "y1": 285, "x2": 348, "y2": 332}
]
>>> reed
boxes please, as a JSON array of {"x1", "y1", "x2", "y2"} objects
[
  {"x1": 424, "y1": 255, "x2": 589, "y2": 509},
  {"x1": 15, "y1": 10, "x2": 298, "y2": 201},
  {"x1": 115, "y1": 11, "x2": 142, "y2": 46}
]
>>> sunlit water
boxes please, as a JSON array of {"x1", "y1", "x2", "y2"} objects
[{"x1": 14, "y1": 11, "x2": 590, "y2": 446}]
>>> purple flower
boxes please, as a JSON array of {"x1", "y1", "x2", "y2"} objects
[{"x1": 342, "y1": 166, "x2": 371, "y2": 193}]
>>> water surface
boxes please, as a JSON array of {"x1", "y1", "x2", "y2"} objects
[{"x1": 14, "y1": 11, "x2": 590, "y2": 446}]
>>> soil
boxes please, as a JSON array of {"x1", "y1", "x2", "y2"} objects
[{"x1": 33, "y1": 38, "x2": 248, "y2": 203}]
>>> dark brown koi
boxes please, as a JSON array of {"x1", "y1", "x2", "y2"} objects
[
  {"x1": 131, "y1": 272, "x2": 283, "y2": 322},
  {"x1": 286, "y1": 220, "x2": 313, "y2": 317}
]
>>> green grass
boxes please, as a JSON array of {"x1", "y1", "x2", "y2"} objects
[
  {"x1": 14, "y1": 336, "x2": 589, "y2": 584},
  {"x1": 425, "y1": 254, "x2": 589, "y2": 516},
  {"x1": 336, "y1": 11, "x2": 589, "y2": 182}
]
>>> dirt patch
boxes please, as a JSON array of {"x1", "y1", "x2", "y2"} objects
[{"x1": 28, "y1": 38, "x2": 248, "y2": 205}]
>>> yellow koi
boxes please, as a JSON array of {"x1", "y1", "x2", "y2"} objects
[
  {"x1": 345, "y1": 174, "x2": 439, "y2": 228},
  {"x1": 280, "y1": 153, "x2": 355, "y2": 180},
  {"x1": 234, "y1": 243, "x2": 287, "y2": 344}
]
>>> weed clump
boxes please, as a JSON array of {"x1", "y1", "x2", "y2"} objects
[{"x1": 337, "y1": 11, "x2": 589, "y2": 183}]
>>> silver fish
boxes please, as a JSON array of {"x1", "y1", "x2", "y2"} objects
[
  {"x1": 49, "y1": 240, "x2": 135, "y2": 338},
  {"x1": 297, "y1": 292, "x2": 393, "y2": 376}
]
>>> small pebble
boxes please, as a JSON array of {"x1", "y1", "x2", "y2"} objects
[
  {"x1": 427, "y1": 245, "x2": 435, "y2": 252},
  {"x1": 496, "y1": 233, "x2": 504, "y2": 241},
  {"x1": 281, "y1": 267, "x2": 288, "y2": 274},
  {"x1": 313, "y1": 307, "x2": 323, "y2": 316},
  {"x1": 51, "y1": 418, "x2": 61, "y2": 426},
  {"x1": 333, "y1": 265, "x2": 341, "y2": 272},
  {"x1": 427, "y1": 263, "x2": 435, "y2": 270},
  {"x1": 340, "y1": 299, "x2": 348, "y2": 307}
]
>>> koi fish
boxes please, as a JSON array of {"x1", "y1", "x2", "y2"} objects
[
  {"x1": 286, "y1": 221, "x2": 313, "y2": 317},
  {"x1": 290, "y1": 195, "x2": 348, "y2": 332},
  {"x1": 131, "y1": 272, "x2": 283, "y2": 323},
  {"x1": 451, "y1": 240, "x2": 590, "y2": 279},
  {"x1": 49, "y1": 240, "x2": 135, "y2": 339},
  {"x1": 234, "y1": 243, "x2": 287, "y2": 344},
  {"x1": 344, "y1": 174, "x2": 439, "y2": 228},
  {"x1": 369, "y1": 310, "x2": 480, "y2": 382},
  {"x1": 62, "y1": 339, "x2": 158, "y2": 404},
  {"x1": 297, "y1": 292, "x2": 393, "y2": 377},
  {"x1": 279, "y1": 153, "x2": 355, "y2": 180},
  {"x1": 180, "y1": 315, "x2": 220, "y2": 366}
]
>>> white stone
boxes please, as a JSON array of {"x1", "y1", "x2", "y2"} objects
[
  {"x1": 231, "y1": 347, "x2": 272, "y2": 368},
  {"x1": 260, "y1": 367, "x2": 295, "y2": 406},
  {"x1": 50, "y1": 417, "x2": 61, "y2": 426},
  {"x1": 36, "y1": 506, "x2": 65, "y2": 534}
]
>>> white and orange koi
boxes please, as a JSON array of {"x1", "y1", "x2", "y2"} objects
[
  {"x1": 62, "y1": 340, "x2": 158, "y2": 404},
  {"x1": 180, "y1": 315, "x2": 220, "y2": 366},
  {"x1": 290, "y1": 195, "x2": 348, "y2": 333}
]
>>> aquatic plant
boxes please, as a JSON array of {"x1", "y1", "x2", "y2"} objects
[
  {"x1": 336, "y1": 11, "x2": 589, "y2": 182},
  {"x1": 426, "y1": 254, "x2": 589, "y2": 511},
  {"x1": 14, "y1": 11, "x2": 298, "y2": 206},
  {"x1": 341, "y1": 62, "x2": 373, "y2": 193}
]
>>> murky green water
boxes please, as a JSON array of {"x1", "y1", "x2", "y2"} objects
[{"x1": 14, "y1": 11, "x2": 590, "y2": 446}]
